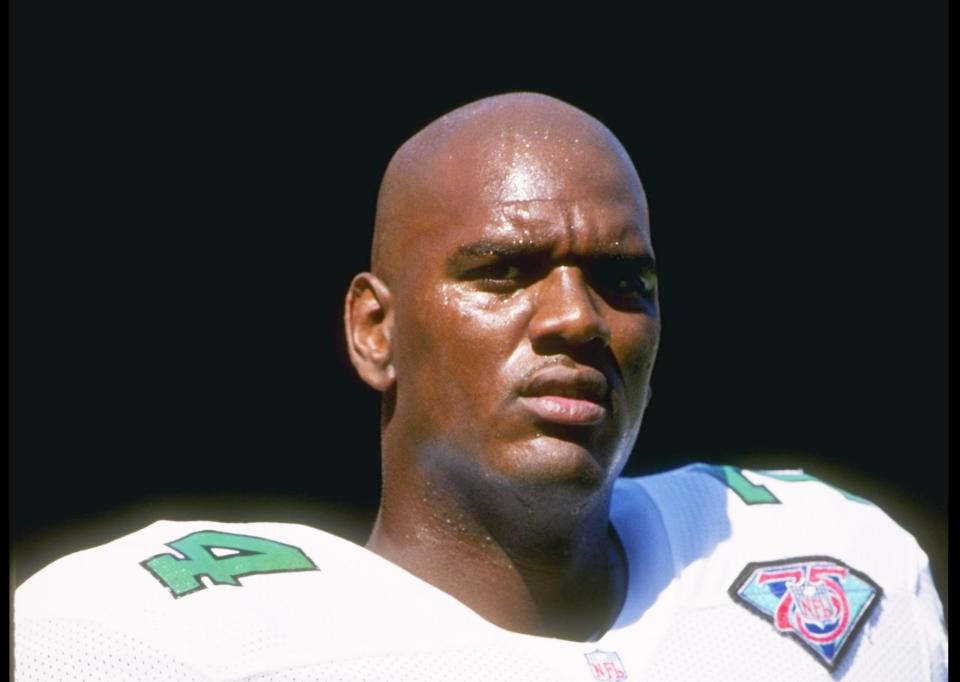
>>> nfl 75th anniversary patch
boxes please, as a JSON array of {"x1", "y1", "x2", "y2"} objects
[{"x1": 729, "y1": 556, "x2": 881, "y2": 670}]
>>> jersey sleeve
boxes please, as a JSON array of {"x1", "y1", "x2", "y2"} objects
[
  {"x1": 14, "y1": 522, "x2": 218, "y2": 682},
  {"x1": 14, "y1": 615, "x2": 213, "y2": 682},
  {"x1": 13, "y1": 519, "x2": 339, "y2": 681},
  {"x1": 626, "y1": 464, "x2": 949, "y2": 681}
]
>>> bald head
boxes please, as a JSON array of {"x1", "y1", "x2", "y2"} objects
[
  {"x1": 371, "y1": 93, "x2": 646, "y2": 283},
  {"x1": 351, "y1": 93, "x2": 660, "y2": 600}
]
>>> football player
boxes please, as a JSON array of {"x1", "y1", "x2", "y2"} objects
[{"x1": 15, "y1": 93, "x2": 947, "y2": 681}]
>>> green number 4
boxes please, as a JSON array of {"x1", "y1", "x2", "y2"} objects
[
  {"x1": 694, "y1": 464, "x2": 871, "y2": 506},
  {"x1": 141, "y1": 530, "x2": 318, "y2": 598}
]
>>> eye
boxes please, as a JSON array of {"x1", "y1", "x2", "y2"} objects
[
  {"x1": 465, "y1": 261, "x2": 534, "y2": 294},
  {"x1": 480, "y1": 263, "x2": 522, "y2": 280},
  {"x1": 597, "y1": 268, "x2": 657, "y2": 304},
  {"x1": 615, "y1": 271, "x2": 656, "y2": 295}
]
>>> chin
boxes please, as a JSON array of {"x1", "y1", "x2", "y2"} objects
[{"x1": 495, "y1": 435, "x2": 611, "y2": 489}]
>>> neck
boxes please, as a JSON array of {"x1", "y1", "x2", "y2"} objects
[{"x1": 366, "y1": 462, "x2": 627, "y2": 640}]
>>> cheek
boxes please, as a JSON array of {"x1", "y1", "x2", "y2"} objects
[
  {"x1": 612, "y1": 316, "x2": 661, "y2": 393},
  {"x1": 437, "y1": 284, "x2": 532, "y2": 338},
  {"x1": 396, "y1": 284, "x2": 532, "y2": 401}
]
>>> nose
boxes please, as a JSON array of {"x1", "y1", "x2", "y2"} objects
[{"x1": 528, "y1": 266, "x2": 611, "y2": 349}]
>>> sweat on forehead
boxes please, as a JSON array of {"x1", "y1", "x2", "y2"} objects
[{"x1": 371, "y1": 93, "x2": 643, "y2": 281}]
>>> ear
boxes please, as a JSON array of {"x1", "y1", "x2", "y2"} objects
[{"x1": 344, "y1": 273, "x2": 396, "y2": 391}]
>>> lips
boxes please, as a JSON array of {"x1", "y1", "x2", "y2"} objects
[{"x1": 518, "y1": 366, "x2": 609, "y2": 426}]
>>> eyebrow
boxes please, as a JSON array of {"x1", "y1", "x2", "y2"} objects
[
  {"x1": 454, "y1": 240, "x2": 550, "y2": 259},
  {"x1": 451, "y1": 239, "x2": 657, "y2": 270}
]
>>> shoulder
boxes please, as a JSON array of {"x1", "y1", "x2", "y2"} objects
[
  {"x1": 15, "y1": 519, "x2": 482, "y2": 680},
  {"x1": 611, "y1": 464, "x2": 946, "y2": 679},
  {"x1": 16, "y1": 519, "x2": 503, "y2": 677},
  {"x1": 16, "y1": 519, "x2": 363, "y2": 612},
  {"x1": 614, "y1": 463, "x2": 930, "y2": 592}
]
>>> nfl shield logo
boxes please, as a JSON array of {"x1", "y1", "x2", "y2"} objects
[
  {"x1": 729, "y1": 556, "x2": 881, "y2": 670},
  {"x1": 584, "y1": 649, "x2": 627, "y2": 680}
]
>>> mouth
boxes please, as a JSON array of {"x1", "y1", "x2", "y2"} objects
[
  {"x1": 518, "y1": 395, "x2": 606, "y2": 425},
  {"x1": 518, "y1": 366, "x2": 609, "y2": 427}
]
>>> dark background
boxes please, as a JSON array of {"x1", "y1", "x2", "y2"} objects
[{"x1": 11, "y1": 5, "x2": 947, "y2": 620}]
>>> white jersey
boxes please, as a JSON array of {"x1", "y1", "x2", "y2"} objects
[{"x1": 14, "y1": 463, "x2": 947, "y2": 681}]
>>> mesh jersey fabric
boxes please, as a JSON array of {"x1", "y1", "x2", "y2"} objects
[{"x1": 14, "y1": 463, "x2": 948, "y2": 681}]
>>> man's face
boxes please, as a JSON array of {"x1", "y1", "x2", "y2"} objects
[{"x1": 388, "y1": 131, "x2": 660, "y2": 492}]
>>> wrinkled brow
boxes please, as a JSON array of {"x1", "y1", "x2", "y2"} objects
[
  {"x1": 453, "y1": 239, "x2": 655, "y2": 267},
  {"x1": 454, "y1": 240, "x2": 553, "y2": 260}
]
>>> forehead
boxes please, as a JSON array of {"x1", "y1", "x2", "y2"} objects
[
  {"x1": 429, "y1": 133, "x2": 651, "y2": 257},
  {"x1": 462, "y1": 199, "x2": 650, "y2": 258}
]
